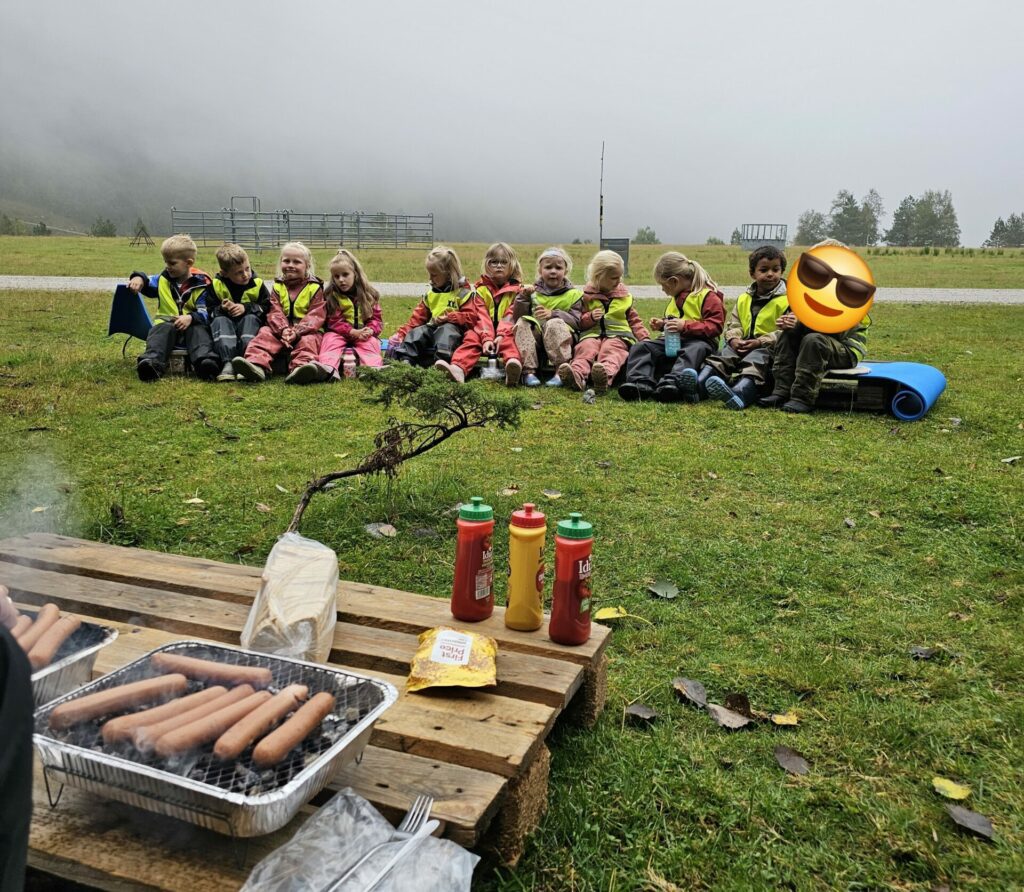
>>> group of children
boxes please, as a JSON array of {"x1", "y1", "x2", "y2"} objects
[{"x1": 127, "y1": 236, "x2": 869, "y2": 413}]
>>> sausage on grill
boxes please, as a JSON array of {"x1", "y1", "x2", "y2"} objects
[
  {"x1": 213, "y1": 684, "x2": 309, "y2": 761},
  {"x1": 150, "y1": 652, "x2": 273, "y2": 688},
  {"x1": 49, "y1": 674, "x2": 189, "y2": 731},
  {"x1": 252, "y1": 691, "x2": 336, "y2": 768}
]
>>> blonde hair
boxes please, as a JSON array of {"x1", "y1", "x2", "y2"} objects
[
  {"x1": 324, "y1": 249, "x2": 380, "y2": 322},
  {"x1": 653, "y1": 251, "x2": 719, "y2": 293},
  {"x1": 277, "y1": 241, "x2": 314, "y2": 279},
  {"x1": 536, "y1": 246, "x2": 573, "y2": 278},
  {"x1": 215, "y1": 242, "x2": 249, "y2": 271},
  {"x1": 425, "y1": 245, "x2": 464, "y2": 289},
  {"x1": 482, "y1": 242, "x2": 523, "y2": 283},
  {"x1": 585, "y1": 249, "x2": 624, "y2": 289},
  {"x1": 161, "y1": 233, "x2": 197, "y2": 261}
]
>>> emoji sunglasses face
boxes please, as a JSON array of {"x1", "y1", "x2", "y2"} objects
[{"x1": 796, "y1": 254, "x2": 876, "y2": 308}]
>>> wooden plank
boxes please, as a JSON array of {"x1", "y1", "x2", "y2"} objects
[
  {"x1": 0, "y1": 533, "x2": 261, "y2": 603},
  {"x1": 337, "y1": 580, "x2": 611, "y2": 666}
]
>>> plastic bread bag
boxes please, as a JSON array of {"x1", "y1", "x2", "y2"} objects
[
  {"x1": 241, "y1": 532, "x2": 338, "y2": 663},
  {"x1": 241, "y1": 786, "x2": 478, "y2": 892},
  {"x1": 407, "y1": 627, "x2": 497, "y2": 693}
]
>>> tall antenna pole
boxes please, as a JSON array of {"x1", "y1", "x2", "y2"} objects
[{"x1": 599, "y1": 141, "x2": 605, "y2": 246}]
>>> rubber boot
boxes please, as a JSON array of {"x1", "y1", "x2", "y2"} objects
[
  {"x1": 677, "y1": 368, "x2": 699, "y2": 401},
  {"x1": 696, "y1": 366, "x2": 716, "y2": 401},
  {"x1": 730, "y1": 376, "x2": 759, "y2": 409}
]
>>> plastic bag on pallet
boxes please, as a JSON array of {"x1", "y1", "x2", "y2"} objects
[{"x1": 241, "y1": 532, "x2": 338, "y2": 663}]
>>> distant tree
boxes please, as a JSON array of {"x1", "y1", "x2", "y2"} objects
[
  {"x1": 90, "y1": 217, "x2": 117, "y2": 237},
  {"x1": 884, "y1": 196, "x2": 917, "y2": 246},
  {"x1": 571, "y1": 237, "x2": 582, "y2": 245},
  {"x1": 0, "y1": 214, "x2": 14, "y2": 235},
  {"x1": 794, "y1": 210, "x2": 829, "y2": 245},
  {"x1": 730, "y1": 227, "x2": 742, "y2": 245},
  {"x1": 861, "y1": 188, "x2": 884, "y2": 246},
  {"x1": 633, "y1": 226, "x2": 660, "y2": 245},
  {"x1": 32, "y1": 220, "x2": 49, "y2": 236},
  {"x1": 829, "y1": 190, "x2": 865, "y2": 244},
  {"x1": 706, "y1": 236, "x2": 725, "y2": 245},
  {"x1": 985, "y1": 212, "x2": 1024, "y2": 247}
]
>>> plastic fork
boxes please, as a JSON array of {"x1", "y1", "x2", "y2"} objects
[{"x1": 323, "y1": 794, "x2": 434, "y2": 891}]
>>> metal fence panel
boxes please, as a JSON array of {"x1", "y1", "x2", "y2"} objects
[{"x1": 170, "y1": 209, "x2": 434, "y2": 251}]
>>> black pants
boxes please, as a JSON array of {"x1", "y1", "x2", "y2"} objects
[
  {"x1": 624, "y1": 338, "x2": 712, "y2": 389},
  {"x1": 211, "y1": 314, "x2": 263, "y2": 364},
  {"x1": 393, "y1": 323, "x2": 462, "y2": 367},
  {"x1": 139, "y1": 321, "x2": 219, "y2": 379},
  {"x1": 771, "y1": 327, "x2": 855, "y2": 403},
  {"x1": 0, "y1": 628, "x2": 33, "y2": 892}
]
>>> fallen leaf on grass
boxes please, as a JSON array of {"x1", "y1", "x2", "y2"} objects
[
  {"x1": 175, "y1": 517, "x2": 190, "y2": 526},
  {"x1": 498, "y1": 487, "x2": 519, "y2": 497},
  {"x1": 255, "y1": 455, "x2": 266, "y2": 462},
  {"x1": 365, "y1": 522, "x2": 397, "y2": 538},
  {"x1": 647, "y1": 579, "x2": 679, "y2": 600},
  {"x1": 541, "y1": 489, "x2": 562, "y2": 499},
  {"x1": 333, "y1": 453, "x2": 349, "y2": 460},
  {"x1": 868, "y1": 510, "x2": 882, "y2": 519},
  {"x1": 947, "y1": 611, "x2": 972, "y2": 622},
  {"x1": 946, "y1": 804, "x2": 994, "y2": 840},
  {"x1": 411, "y1": 527, "x2": 438, "y2": 539},
  {"x1": 1000, "y1": 455, "x2": 1021, "y2": 465},
  {"x1": 949, "y1": 417, "x2": 962, "y2": 426},
  {"x1": 255, "y1": 503, "x2": 272, "y2": 513},
  {"x1": 233, "y1": 544, "x2": 255, "y2": 556},
  {"x1": 724, "y1": 692, "x2": 755, "y2": 719},
  {"x1": 910, "y1": 646, "x2": 939, "y2": 660},
  {"x1": 184, "y1": 497, "x2": 205, "y2": 505},
  {"x1": 844, "y1": 518, "x2": 856, "y2": 529},
  {"x1": 707, "y1": 471, "x2": 718, "y2": 480},
  {"x1": 625, "y1": 703, "x2": 658, "y2": 725},
  {"x1": 274, "y1": 484, "x2": 290, "y2": 494},
  {"x1": 932, "y1": 777, "x2": 971, "y2": 800},
  {"x1": 596, "y1": 460, "x2": 612, "y2": 469},
  {"x1": 32, "y1": 506, "x2": 47, "y2": 513},
  {"x1": 509, "y1": 447, "x2": 523, "y2": 453},
  {"x1": 672, "y1": 677, "x2": 707, "y2": 708},
  {"x1": 706, "y1": 703, "x2": 752, "y2": 730},
  {"x1": 592, "y1": 606, "x2": 649, "y2": 624},
  {"x1": 775, "y1": 745, "x2": 810, "y2": 776},
  {"x1": 771, "y1": 711, "x2": 800, "y2": 726}
]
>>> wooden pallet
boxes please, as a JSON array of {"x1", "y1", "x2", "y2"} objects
[{"x1": 2, "y1": 533, "x2": 609, "y2": 889}]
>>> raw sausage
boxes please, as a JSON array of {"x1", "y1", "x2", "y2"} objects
[
  {"x1": 155, "y1": 690, "x2": 272, "y2": 758},
  {"x1": 132, "y1": 684, "x2": 253, "y2": 752},
  {"x1": 10, "y1": 614, "x2": 32, "y2": 640},
  {"x1": 213, "y1": 684, "x2": 309, "y2": 761},
  {"x1": 101, "y1": 685, "x2": 228, "y2": 745},
  {"x1": 150, "y1": 652, "x2": 273, "y2": 688},
  {"x1": 28, "y1": 615, "x2": 82, "y2": 670},
  {"x1": 252, "y1": 691, "x2": 336, "y2": 768},
  {"x1": 49, "y1": 674, "x2": 189, "y2": 731},
  {"x1": 17, "y1": 604, "x2": 61, "y2": 652}
]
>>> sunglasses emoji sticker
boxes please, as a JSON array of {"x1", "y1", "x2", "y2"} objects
[{"x1": 788, "y1": 244, "x2": 875, "y2": 334}]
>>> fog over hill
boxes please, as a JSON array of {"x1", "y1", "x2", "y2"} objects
[{"x1": 2, "y1": 0, "x2": 1022, "y2": 245}]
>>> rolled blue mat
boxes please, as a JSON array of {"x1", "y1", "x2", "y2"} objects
[{"x1": 861, "y1": 361, "x2": 947, "y2": 421}]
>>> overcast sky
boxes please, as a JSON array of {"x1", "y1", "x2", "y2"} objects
[{"x1": 1, "y1": 0, "x2": 1022, "y2": 245}]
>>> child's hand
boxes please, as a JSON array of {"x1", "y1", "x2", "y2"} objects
[
  {"x1": 173, "y1": 314, "x2": 192, "y2": 331},
  {"x1": 650, "y1": 317, "x2": 664, "y2": 332},
  {"x1": 520, "y1": 284, "x2": 536, "y2": 296},
  {"x1": 591, "y1": 308, "x2": 605, "y2": 321},
  {"x1": 663, "y1": 317, "x2": 683, "y2": 333},
  {"x1": 534, "y1": 306, "x2": 552, "y2": 321},
  {"x1": 777, "y1": 312, "x2": 797, "y2": 331},
  {"x1": 281, "y1": 326, "x2": 297, "y2": 345},
  {"x1": 224, "y1": 300, "x2": 245, "y2": 318},
  {"x1": 355, "y1": 327, "x2": 372, "y2": 341},
  {"x1": 127, "y1": 275, "x2": 145, "y2": 293},
  {"x1": 482, "y1": 339, "x2": 496, "y2": 355},
  {"x1": 435, "y1": 313, "x2": 450, "y2": 325}
]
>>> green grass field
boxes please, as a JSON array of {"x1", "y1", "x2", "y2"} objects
[
  {"x1": 1, "y1": 286, "x2": 1022, "y2": 889},
  {"x1": 1, "y1": 236, "x2": 1023, "y2": 288}
]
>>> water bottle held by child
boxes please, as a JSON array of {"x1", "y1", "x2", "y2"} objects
[{"x1": 664, "y1": 328, "x2": 681, "y2": 359}]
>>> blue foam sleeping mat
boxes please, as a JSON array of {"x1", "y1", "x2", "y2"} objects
[{"x1": 816, "y1": 361, "x2": 947, "y2": 420}]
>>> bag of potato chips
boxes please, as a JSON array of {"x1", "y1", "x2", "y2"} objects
[{"x1": 407, "y1": 627, "x2": 498, "y2": 693}]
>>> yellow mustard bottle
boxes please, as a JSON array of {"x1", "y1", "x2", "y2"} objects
[{"x1": 506, "y1": 503, "x2": 546, "y2": 631}]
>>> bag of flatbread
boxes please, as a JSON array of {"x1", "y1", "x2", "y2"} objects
[{"x1": 241, "y1": 532, "x2": 338, "y2": 662}]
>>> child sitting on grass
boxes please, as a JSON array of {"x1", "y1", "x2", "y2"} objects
[
  {"x1": 207, "y1": 243, "x2": 271, "y2": 382},
  {"x1": 127, "y1": 234, "x2": 219, "y2": 382},
  {"x1": 390, "y1": 246, "x2": 492, "y2": 384},
  {"x1": 475, "y1": 242, "x2": 523, "y2": 387},
  {"x1": 317, "y1": 249, "x2": 383, "y2": 380},
  {"x1": 701, "y1": 245, "x2": 789, "y2": 409},
  {"x1": 512, "y1": 247, "x2": 581, "y2": 387},
  {"x1": 557, "y1": 250, "x2": 648, "y2": 393},
  {"x1": 232, "y1": 242, "x2": 326, "y2": 384},
  {"x1": 618, "y1": 252, "x2": 723, "y2": 402}
]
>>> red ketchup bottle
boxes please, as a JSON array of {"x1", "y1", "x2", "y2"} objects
[
  {"x1": 549, "y1": 512, "x2": 594, "y2": 645},
  {"x1": 451, "y1": 496, "x2": 495, "y2": 622}
]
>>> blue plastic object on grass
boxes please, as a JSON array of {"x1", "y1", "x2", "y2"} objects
[
  {"x1": 107, "y1": 285, "x2": 153, "y2": 341},
  {"x1": 860, "y1": 361, "x2": 947, "y2": 421}
]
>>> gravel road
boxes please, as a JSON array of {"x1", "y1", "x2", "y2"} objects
[{"x1": 2, "y1": 275, "x2": 1023, "y2": 304}]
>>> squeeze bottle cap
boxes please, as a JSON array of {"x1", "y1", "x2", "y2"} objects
[
  {"x1": 557, "y1": 512, "x2": 593, "y2": 539},
  {"x1": 510, "y1": 503, "x2": 546, "y2": 529},
  {"x1": 459, "y1": 496, "x2": 493, "y2": 521}
]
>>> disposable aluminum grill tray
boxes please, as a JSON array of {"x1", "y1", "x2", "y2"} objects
[
  {"x1": 24, "y1": 609, "x2": 119, "y2": 708},
  {"x1": 33, "y1": 641, "x2": 398, "y2": 837}
]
